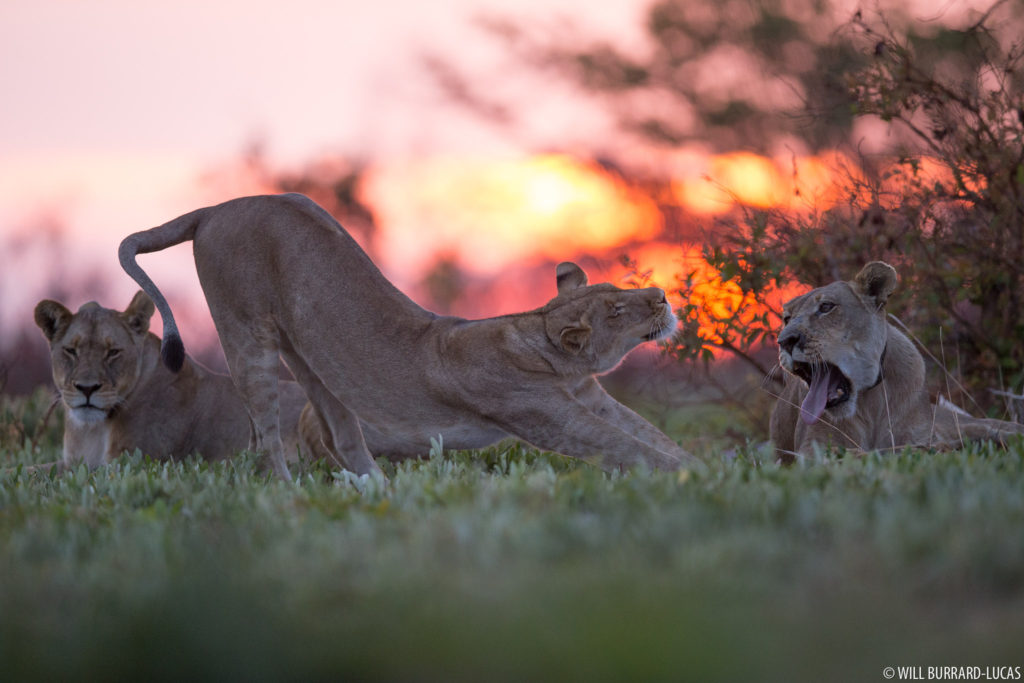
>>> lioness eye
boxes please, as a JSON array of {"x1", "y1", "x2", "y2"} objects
[
  {"x1": 106, "y1": 348, "x2": 121, "y2": 361},
  {"x1": 63, "y1": 347, "x2": 77, "y2": 359},
  {"x1": 818, "y1": 302, "x2": 836, "y2": 314},
  {"x1": 609, "y1": 304, "x2": 625, "y2": 318},
  {"x1": 782, "y1": 314, "x2": 791, "y2": 325}
]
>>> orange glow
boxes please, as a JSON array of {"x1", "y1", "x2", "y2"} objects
[
  {"x1": 360, "y1": 149, "x2": 863, "y2": 288},
  {"x1": 712, "y1": 152, "x2": 782, "y2": 208},
  {"x1": 363, "y1": 150, "x2": 838, "y2": 346},
  {"x1": 599, "y1": 242, "x2": 686, "y2": 292},
  {"x1": 672, "y1": 150, "x2": 856, "y2": 215},
  {"x1": 0, "y1": 146, "x2": 872, "y2": 357},
  {"x1": 873, "y1": 155, "x2": 984, "y2": 209},
  {"x1": 598, "y1": 243, "x2": 753, "y2": 344},
  {"x1": 673, "y1": 152, "x2": 782, "y2": 214},
  {"x1": 678, "y1": 247, "x2": 808, "y2": 351},
  {"x1": 676, "y1": 246, "x2": 758, "y2": 346},
  {"x1": 362, "y1": 154, "x2": 662, "y2": 278},
  {"x1": 788, "y1": 151, "x2": 855, "y2": 208},
  {"x1": 600, "y1": 242, "x2": 809, "y2": 353}
]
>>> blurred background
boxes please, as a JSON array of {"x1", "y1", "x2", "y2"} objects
[{"x1": 3, "y1": 0, "x2": 1022, "y2": 443}]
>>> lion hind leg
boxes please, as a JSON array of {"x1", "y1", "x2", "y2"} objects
[
  {"x1": 297, "y1": 383, "x2": 381, "y2": 478},
  {"x1": 951, "y1": 414, "x2": 1024, "y2": 446},
  {"x1": 297, "y1": 402, "x2": 340, "y2": 465},
  {"x1": 280, "y1": 347, "x2": 383, "y2": 478}
]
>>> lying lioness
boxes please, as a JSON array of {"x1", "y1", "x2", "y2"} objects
[
  {"x1": 119, "y1": 193, "x2": 693, "y2": 479},
  {"x1": 32, "y1": 291, "x2": 313, "y2": 471},
  {"x1": 770, "y1": 261, "x2": 1024, "y2": 462}
]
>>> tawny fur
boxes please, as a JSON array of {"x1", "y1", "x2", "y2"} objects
[
  {"x1": 33, "y1": 291, "x2": 313, "y2": 471},
  {"x1": 119, "y1": 193, "x2": 693, "y2": 480},
  {"x1": 770, "y1": 262, "x2": 1024, "y2": 462}
]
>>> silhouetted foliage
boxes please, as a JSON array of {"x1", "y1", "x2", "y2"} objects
[
  {"x1": 439, "y1": 0, "x2": 1024, "y2": 412},
  {"x1": 420, "y1": 255, "x2": 465, "y2": 314},
  {"x1": 668, "y1": 3, "x2": 1024, "y2": 410},
  {"x1": 444, "y1": 0, "x2": 876, "y2": 152}
]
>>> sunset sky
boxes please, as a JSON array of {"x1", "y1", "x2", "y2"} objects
[
  {"x1": 0, "y1": 0, "x2": 654, "y2": 338},
  {"x1": 0, "y1": 0, "x2": 994, "y2": 352}
]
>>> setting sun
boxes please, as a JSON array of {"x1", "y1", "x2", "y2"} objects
[
  {"x1": 672, "y1": 150, "x2": 854, "y2": 215},
  {"x1": 362, "y1": 154, "x2": 662, "y2": 277}
]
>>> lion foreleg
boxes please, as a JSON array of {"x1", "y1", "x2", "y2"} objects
[
  {"x1": 497, "y1": 393, "x2": 686, "y2": 473},
  {"x1": 572, "y1": 379, "x2": 691, "y2": 460}
]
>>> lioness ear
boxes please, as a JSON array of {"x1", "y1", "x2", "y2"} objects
[
  {"x1": 556, "y1": 262, "x2": 588, "y2": 295},
  {"x1": 122, "y1": 290, "x2": 155, "y2": 335},
  {"x1": 559, "y1": 324, "x2": 592, "y2": 355},
  {"x1": 34, "y1": 300, "x2": 73, "y2": 342},
  {"x1": 854, "y1": 261, "x2": 898, "y2": 310}
]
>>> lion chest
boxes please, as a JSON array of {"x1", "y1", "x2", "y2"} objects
[{"x1": 63, "y1": 415, "x2": 115, "y2": 467}]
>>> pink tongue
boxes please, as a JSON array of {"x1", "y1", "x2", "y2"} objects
[{"x1": 800, "y1": 370, "x2": 831, "y2": 425}]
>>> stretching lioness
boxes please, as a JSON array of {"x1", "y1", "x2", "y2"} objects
[
  {"x1": 33, "y1": 291, "x2": 313, "y2": 470},
  {"x1": 119, "y1": 193, "x2": 692, "y2": 480},
  {"x1": 770, "y1": 261, "x2": 1024, "y2": 462}
]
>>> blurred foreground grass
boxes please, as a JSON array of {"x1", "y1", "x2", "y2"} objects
[{"x1": 1, "y1": 389, "x2": 1023, "y2": 682}]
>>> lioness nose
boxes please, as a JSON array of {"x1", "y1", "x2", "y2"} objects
[
  {"x1": 777, "y1": 328, "x2": 805, "y2": 354},
  {"x1": 75, "y1": 383, "x2": 101, "y2": 399}
]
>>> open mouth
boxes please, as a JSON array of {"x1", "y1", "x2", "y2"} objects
[{"x1": 791, "y1": 361, "x2": 852, "y2": 425}]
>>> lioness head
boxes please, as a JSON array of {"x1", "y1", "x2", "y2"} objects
[
  {"x1": 777, "y1": 262, "x2": 898, "y2": 424},
  {"x1": 542, "y1": 262, "x2": 677, "y2": 373},
  {"x1": 34, "y1": 291, "x2": 155, "y2": 424}
]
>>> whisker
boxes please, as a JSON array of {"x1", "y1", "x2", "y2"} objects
[
  {"x1": 759, "y1": 382, "x2": 863, "y2": 451},
  {"x1": 760, "y1": 362, "x2": 784, "y2": 390},
  {"x1": 880, "y1": 378, "x2": 897, "y2": 453}
]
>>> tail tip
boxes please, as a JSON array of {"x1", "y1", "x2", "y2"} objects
[{"x1": 161, "y1": 333, "x2": 185, "y2": 373}]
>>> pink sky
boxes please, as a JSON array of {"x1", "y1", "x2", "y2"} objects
[
  {"x1": 0, "y1": 0, "x2": 993, "y2": 349},
  {"x1": 0, "y1": 0, "x2": 649, "y2": 342},
  {"x1": 0, "y1": 0, "x2": 647, "y2": 161}
]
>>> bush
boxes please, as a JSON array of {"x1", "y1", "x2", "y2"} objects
[{"x1": 669, "y1": 6, "x2": 1024, "y2": 411}]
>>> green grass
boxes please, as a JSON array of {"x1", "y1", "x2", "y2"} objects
[{"x1": 2, "y1": 390, "x2": 1023, "y2": 681}]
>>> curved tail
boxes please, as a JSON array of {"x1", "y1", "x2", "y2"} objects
[{"x1": 118, "y1": 207, "x2": 209, "y2": 372}]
